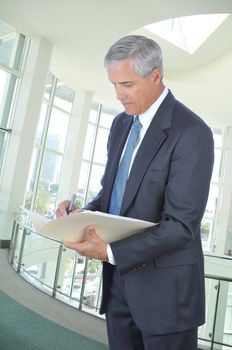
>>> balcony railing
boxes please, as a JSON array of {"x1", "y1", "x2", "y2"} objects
[{"x1": 8, "y1": 216, "x2": 232, "y2": 349}]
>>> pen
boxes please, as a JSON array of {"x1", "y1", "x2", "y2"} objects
[{"x1": 67, "y1": 193, "x2": 76, "y2": 215}]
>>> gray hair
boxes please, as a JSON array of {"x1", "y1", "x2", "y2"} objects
[{"x1": 104, "y1": 35, "x2": 163, "y2": 78}]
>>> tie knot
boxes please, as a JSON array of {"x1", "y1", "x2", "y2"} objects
[{"x1": 133, "y1": 116, "x2": 142, "y2": 130}]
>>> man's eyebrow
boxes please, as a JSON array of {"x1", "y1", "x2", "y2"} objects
[{"x1": 111, "y1": 80, "x2": 134, "y2": 85}]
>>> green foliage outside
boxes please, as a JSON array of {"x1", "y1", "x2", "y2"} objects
[
  {"x1": 25, "y1": 185, "x2": 52, "y2": 215},
  {"x1": 201, "y1": 221, "x2": 210, "y2": 240},
  {"x1": 88, "y1": 258, "x2": 101, "y2": 274}
]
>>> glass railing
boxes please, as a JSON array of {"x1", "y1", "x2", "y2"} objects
[
  {"x1": 8, "y1": 216, "x2": 232, "y2": 349},
  {"x1": 9, "y1": 216, "x2": 103, "y2": 316}
]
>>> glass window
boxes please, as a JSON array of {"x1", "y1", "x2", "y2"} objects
[
  {"x1": 87, "y1": 164, "x2": 105, "y2": 202},
  {"x1": 0, "y1": 129, "x2": 8, "y2": 177},
  {"x1": 44, "y1": 72, "x2": 54, "y2": 101},
  {"x1": 0, "y1": 20, "x2": 26, "y2": 184},
  {"x1": 46, "y1": 107, "x2": 70, "y2": 153},
  {"x1": 0, "y1": 21, "x2": 25, "y2": 71},
  {"x1": 53, "y1": 82, "x2": 75, "y2": 113},
  {"x1": 24, "y1": 73, "x2": 75, "y2": 218},
  {"x1": 201, "y1": 128, "x2": 224, "y2": 252},
  {"x1": 0, "y1": 68, "x2": 18, "y2": 129},
  {"x1": 0, "y1": 21, "x2": 18, "y2": 67},
  {"x1": 82, "y1": 124, "x2": 95, "y2": 161},
  {"x1": 77, "y1": 102, "x2": 119, "y2": 207},
  {"x1": 99, "y1": 107, "x2": 115, "y2": 128},
  {"x1": 35, "y1": 102, "x2": 48, "y2": 146},
  {"x1": 93, "y1": 128, "x2": 108, "y2": 164}
]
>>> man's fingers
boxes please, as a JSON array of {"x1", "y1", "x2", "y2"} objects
[
  {"x1": 85, "y1": 224, "x2": 96, "y2": 238},
  {"x1": 56, "y1": 200, "x2": 69, "y2": 217}
]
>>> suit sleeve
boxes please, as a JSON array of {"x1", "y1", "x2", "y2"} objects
[{"x1": 110, "y1": 122, "x2": 214, "y2": 275}]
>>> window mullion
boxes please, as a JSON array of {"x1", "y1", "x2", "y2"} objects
[{"x1": 30, "y1": 77, "x2": 57, "y2": 210}]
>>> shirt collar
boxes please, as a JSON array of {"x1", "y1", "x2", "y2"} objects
[{"x1": 136, "y1": 87, "x2": 169, "y2": 129}]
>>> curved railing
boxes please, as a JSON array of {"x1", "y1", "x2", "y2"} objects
[
  {"x1": 8, "y1": 216, "x2": 232, "y2": 349},
  {"x1": 9, "y1": 217, "x2": 103, "y2": 316}
]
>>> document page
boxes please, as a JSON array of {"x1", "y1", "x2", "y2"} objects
[{"x1": 22, "y1": 208, "x2": 156, "y2": 243}]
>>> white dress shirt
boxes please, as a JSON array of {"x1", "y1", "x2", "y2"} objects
[{"x1": 107, "y1": 87, "x2": 169, "y2": 264}]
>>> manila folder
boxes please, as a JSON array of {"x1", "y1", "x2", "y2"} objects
[{"x1": 24, "y1": 209, "x2": 156, "y2": 243}]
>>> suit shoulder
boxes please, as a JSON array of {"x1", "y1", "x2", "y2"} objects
[{"x1": 173, "y1": 100, "x2": 212, "y2": 135}]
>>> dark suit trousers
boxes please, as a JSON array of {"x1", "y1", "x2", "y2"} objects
[{"x1": 105, "y1": 268, "x2": 198, "y2": 350}]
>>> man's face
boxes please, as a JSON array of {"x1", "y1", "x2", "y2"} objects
[{"x1": 107, "y1": 59, "x2": 163, "y2": 116}]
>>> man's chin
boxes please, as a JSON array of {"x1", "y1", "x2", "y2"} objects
[{"x1": 123, "y1": 107, "x2": 136, "y2": 116}]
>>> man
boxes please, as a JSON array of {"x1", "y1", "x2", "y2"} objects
[{"x1": 56, "y1": 35, "x2": 214, "y2": 349}]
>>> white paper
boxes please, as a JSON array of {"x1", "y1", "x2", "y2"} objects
[{"x1": 22, "y1": 208, "x2": 157, "y2": 243}]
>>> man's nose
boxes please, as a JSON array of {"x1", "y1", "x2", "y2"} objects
[{"x1": 115, "y1": 86, "x2": 125, "y2": 100}]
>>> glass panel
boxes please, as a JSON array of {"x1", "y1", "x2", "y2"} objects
[
  {"x1": 35, "y1": 102, "x2": 48, "y2": 146},
  {"x1": 198, "y1": 278, "x2": 219, "y2": 343},
  {"x1": 87, "y1": 164, "x2": 104, "y2": 203},
  {"x1": 76, "y1": 161, "x2": 90, "y2": 207},
  {"x1": 201, "y1": 219, "x2": 214, "y2": 251},
  {"x1": 202, "y1": 183, "x2": 219, "y2": 251},
  {"x1": 35, "y1": 151, "x2": 63, "y2": 217},
  {"x1": 0, "y1": 68, "x2": 17, "y2": 128},
  {"x1": 93, "y1": 127, "x2": 109, "y2": 164},
  {"x1": 225, "y1": 229, "x2": 232, "y2": 256},
  {"x1": 57, "y1": 248, "x2": 77, "y2": 297},
  {"x1": 0, "y1": 130, "x2": 9, "y2": 178},
  {"x1": 99, "y1": 107, "x2": 117, "y2": 128},
  {"x1": 82, "y1": 258, "x2": 102, "y2": 311},
  {"x1": 211, "y1": 148, "x2": 222, "y2": 183},
  {"x1": 0, "y1": 21, "x2": 17, "y2": 67},
  {"x1": 212, "y1": 128, "x2": 223, "y2": 148},
  {"x1": 205, "y1": 184, "x2": 219, "y2": 220},
  {"x1": 70, "y1": 256, "x2": 86, "y2": 303},
  {"x1": 44, "y1": 72, "x2": 54, "y2": 101},
  {"x1": 45, "y1": 107, "x2": 70, "y2": 153},
  {"x1": 89, "y1": 102, "x2": 99, "y2": 123},
  {"x1": 82, "y1": 123, "x2": 95, "y2": 161},
  {"x1": 0, "y1": 68, "x2": 8, "y2": 114},
  {"x1": 21, "y1": 232, "x2": 61, "y2": 295},
  {"x1": 214, "y1": 281, "x2": 232, "y2": 347},
  {"x1": 0, "y1": 21, "x2": 25, "y2": 71},
  {"x1": 11, "y1": 225, "x2": 24, "y2": 266},
  {"x1": 53, "y1": 82, "x2": 75, "y2": 113},
  {"x1": 24, "y1": 147, "x2": 40, "y2": 209}
]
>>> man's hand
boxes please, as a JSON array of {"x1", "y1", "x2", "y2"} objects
[
  {"x1": 63, "y1": 224, "x2": 108, "y2": 261},
  {"x1": 56, "y1": 200, "x2": 82, "y2": 217}
]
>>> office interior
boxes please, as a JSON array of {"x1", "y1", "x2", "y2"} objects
[{"x1": 0, "y1": 0, "x2": 232, "y2": 349}]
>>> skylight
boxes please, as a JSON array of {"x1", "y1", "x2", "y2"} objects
[{"x1": 144, "y1": 14, "x2": 229, "y2": 54}]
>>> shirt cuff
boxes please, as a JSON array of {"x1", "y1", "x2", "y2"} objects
[{"x1": 106, "y1": 244, "x2": 116, "y2": 265}]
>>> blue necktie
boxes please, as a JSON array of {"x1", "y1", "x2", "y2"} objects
[{"x1": 109, "y1": 116, "x2": 142, "y2": 215}]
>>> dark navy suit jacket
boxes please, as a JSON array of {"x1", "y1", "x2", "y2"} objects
[{"x1": 86, "y1": 91, "x2": 214, "y2": 335}]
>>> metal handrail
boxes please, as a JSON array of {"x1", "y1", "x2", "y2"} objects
[{"x1": 9, "y1": 218, "x2": 232, "y2": 348}]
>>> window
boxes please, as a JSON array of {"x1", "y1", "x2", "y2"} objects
[
  {"x1": 201, "y1": 128, "x2": 225, "y2": 251},
  {"x1": 76, "y1": 102, "x2": 118, "y2": 207},
  {"x1": 24, "y1": 73, "x2": 75, "y2": 217},
  {"x1": 144, "y1": 14, "x2": 229, "y2": 55},
  {"x1": 0, "y1": 19, "x2": 26, "y2": 183}
]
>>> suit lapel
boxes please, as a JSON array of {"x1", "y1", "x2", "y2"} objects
[{"x1": 120, "y1": 91, "x2": 176, "y2": 215}]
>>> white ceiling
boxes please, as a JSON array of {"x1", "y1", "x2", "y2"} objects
[{"x1": 0, "y1": 0, "x2": 232, "y2": 119}]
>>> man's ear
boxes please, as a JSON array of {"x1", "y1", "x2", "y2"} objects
[{"x1": 151, "y1": 67, "x2": 162, "y2": 83}]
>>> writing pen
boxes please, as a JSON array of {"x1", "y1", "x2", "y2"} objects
[{"x1": 67, "y1": 193, "x2": 76, "y2": 215}]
